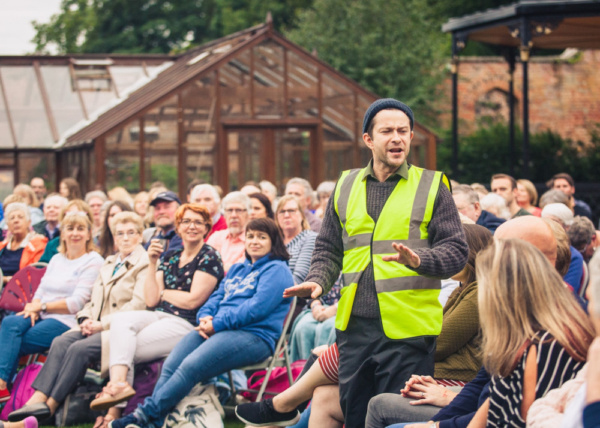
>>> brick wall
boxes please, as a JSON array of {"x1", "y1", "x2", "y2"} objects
[{"x1": 439, "y1": 50, "x2": 600, "y2": 145}]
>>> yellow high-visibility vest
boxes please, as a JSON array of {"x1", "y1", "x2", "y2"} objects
[{"x1": 333, "y1": 165, "x2": 449, "y2": 339}]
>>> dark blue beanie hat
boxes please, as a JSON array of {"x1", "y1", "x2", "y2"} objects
[{"x1": 362, "y1": 98, "x2": 414, "y2": 134}]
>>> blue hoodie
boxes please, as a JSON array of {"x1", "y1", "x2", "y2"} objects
[{"x1": 196, "y1": 254, "x2": 293, "y2": 352}]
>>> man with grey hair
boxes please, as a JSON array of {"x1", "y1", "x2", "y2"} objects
[
  {"x1": 568, "y1": 216, "x2": 598, "y2": 263},
  {"x1": 285, "y1": 177, "x2": 321, "y2": 232},
  {"x1": 260, "y1": 180, "x2": 278, "y2": 203},
  {"x1": 33, "y1": 194, "x2": 68, "y2": 240},
  {"x1": 452, "y1": 184, "x2": 505, "y2": 233},
  {"x1": 207, "y1": 191, "x2": 250, "y2": 272},
  {"x1": 190, "y1": 184, "x2": 226, "y2": 239}
]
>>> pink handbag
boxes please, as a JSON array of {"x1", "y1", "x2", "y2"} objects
[{"x1": 242, "y1": 360, "x2": 306, "y2": 401}]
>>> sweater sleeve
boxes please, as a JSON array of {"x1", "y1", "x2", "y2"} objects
[
  {"x1": 584, "y1": 402, "x2": 600, "y2": 428},
  {"x1": 413, "y1": 184, "x2": 469, "y2": 279},
  {"x1": 435, "y1": 367, "x2": 491, "y2": 427},
  {"x1": 211, "y1": 263, "x2": 293, "y2": 332},
  {"x1": 435, "y1": 288, "x2": 480, "y2": 361},
  {"x1": 304, "y1": 188, "x2": 344, "y2": 295},
  {"x1": 65, "y1": 254, "x2": 103, "y2": 313}
]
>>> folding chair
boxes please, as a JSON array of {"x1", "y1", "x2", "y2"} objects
[
  {"x1": 225, "y1": 296, "x2": 298, "y2": 407},
  {"x1": 0, "y1": 264, "x2": 47, "y2": 312}
]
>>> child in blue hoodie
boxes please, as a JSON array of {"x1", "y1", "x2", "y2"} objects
[{"x1": 110, "y1": 218, "x2": 294, "y2": 428}]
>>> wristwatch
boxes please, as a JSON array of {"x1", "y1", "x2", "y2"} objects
[{"x1": 41, "y1": 303, "x2": 47, "y2": 312}]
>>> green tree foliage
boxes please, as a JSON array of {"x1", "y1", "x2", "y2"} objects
[
  {"x1": 32, "y1": 0, "x2": 312, "y2": 54},
  {"x1": 437, "y1": 123, "x2": 600, "y2": 184},
  {"x1": 285, "y1": 0, "x2": 447, "y2": 125}
]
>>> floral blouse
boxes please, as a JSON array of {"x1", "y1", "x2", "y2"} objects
[{"x1": 156, "y1": 244, "x2": 224, "y2": 324}]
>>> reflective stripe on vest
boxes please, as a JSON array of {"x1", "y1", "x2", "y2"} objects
[{"x1": 334, "y1": 165, "x2": 449, "y2": 340}]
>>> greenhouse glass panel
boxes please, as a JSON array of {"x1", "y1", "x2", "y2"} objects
[
  {"x1": 0, "y1": 66, "x2": 53, "y2": 148},
  {"x1": 40, "y1": 66, "x2": 85, "y2": 136}
]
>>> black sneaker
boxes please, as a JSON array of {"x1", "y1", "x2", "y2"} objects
[{"x1": 235, "y1": 398, "x2": 301, "y2": 427}]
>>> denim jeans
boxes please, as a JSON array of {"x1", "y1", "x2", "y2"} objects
[
  {"x1": 0, "y1": 315, "x2": 70, "y2": 382},
  {"x1": 136, "y1": 329, "x2": 271, "y2": 427},
  {"x1": 289, "y1": 309, "x2": 336, "y2": 362}
]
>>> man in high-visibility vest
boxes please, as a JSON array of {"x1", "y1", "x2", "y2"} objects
[{"x1": 285, "y1": 98, "x2": 469, "y2": 427}]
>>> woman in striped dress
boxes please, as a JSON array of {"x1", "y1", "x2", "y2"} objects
[{"x1": 470, "y1": 238, "x2": 594, "y2": 428}]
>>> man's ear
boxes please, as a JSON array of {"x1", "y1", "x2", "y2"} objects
[{"x1": 363, "y1": 132, "x2": 374, "y2": 150}]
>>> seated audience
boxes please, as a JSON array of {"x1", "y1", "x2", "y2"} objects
[
  {"x1": 490, "y1": 173, "x2": 532, "y2": 219},
  {"x1": 207, "y1": 191, "x2": 250, "y2": 272},
  {"x1": 108, "y1": 218, "x2": 294, "y2": 428},
  {"x1": 97, "y1": 201, "x2": 132, "y2": 258},
  {"x1": 315, "y1": 181, "x2": 335, "y2": 219},
  {"x1": 285, "y1": 178, "x2": 322, "y2": 233},
  {"x1": 539, "y1": 188, "x2": 572, "y2": 211},
  {"x1": 88, "y1": 204, "x2": 223, "y2": 414},
  {"x1": 479, "y1": 192, "x2": 510, "y2": 220},
  {"x1": 516, "y1": 178, "x2": 541, "y2": 216},
  {"x1": 8, "y1": 212, "x2": 149, "y2": 424},
  {"x1": 240, "y1": 183, "x2": 262, "y2": 196},
  {"x1": 569, "y1": 216, "x2": 598, "y2": 263},
  {"x1": 12, "y1": 185, "x2": 44, "y2": 227},
  {"x1": 526, "y1": 249, "x2": 600, "y2": 426},
  {"x1": 85, "y1": 190, "x2": 109, "y2": 240},
  {"x1": 141, "y1": 191, "x2": 183, "y2": 253},
  {"x1": 546, "y1": 172, "x2": 592, "y2": 219},
  {"x1": 38, "y1": 200, "x2": 93, "y2": 264},
  {"x1": 249, "y1": 192, "x2": 274, "y2": 220},
  {"x1": 452, "y1": 185, "x2": 505, "y2": 233},
  {"x1": 0, "y1": 203, "x2": 48, "y2": 284},
  {"x1": 0, "y1": 210, "x2": 102, "y2": 402},
  {"x1": 33, "y1": 195, "x2": 68, "y2": 240},
  {"x1": 190, "y1": 184, "x2": 227, "y2": 239},
  {"x1": 461, "y1": 238, "x2": 593, "y2": 428},
  {"x1": 30, "y1": 177, "x2": 47, "y2": 209},
  {"x1": 541, "y1": 204, "x2": 584, "y2": 293},
  {"x1": 59, "y1": 177, "x2": 82, "y2": 201},
  {"x1": 132, "y1": 192, "x2": 150, "y2": 227},
  {"x1": 107, "y1": 187, "x2": 133, "y2": 208},
  {"x1": 259, "y1": 180, "x2": 278, "y2": 204}
]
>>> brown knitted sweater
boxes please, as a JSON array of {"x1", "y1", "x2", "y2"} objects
[{"x1": 434, "y1": 281, "x2": 482, "y2": 382}]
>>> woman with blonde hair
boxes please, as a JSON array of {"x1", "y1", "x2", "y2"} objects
[
  {"x1": 0, "y1": 209, "x2": 102, "y2": 403},
  {"x1": 516, "y1": 178, "x2": 541, "y2": 216},
  {"x1": 468, "y1": 238, "x2": 594, "y2": 427}
]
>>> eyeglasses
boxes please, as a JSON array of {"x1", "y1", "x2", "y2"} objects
[
  {"x1": 180, "y1": 219, "x2": 206, "y2": 228},
  {"x1": 224, "y1": 208, "x2": 247, "y2": 214},
  {"x1": 115, "y1": 230, "x2": 139, "y2": 238},
  {"x1": 278, "y1": 208, "x2": 299, "y2": 216}
]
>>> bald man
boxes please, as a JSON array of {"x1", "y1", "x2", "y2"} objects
[{"x1": 495, "y1": 216, "x2": 557, "y2": 267}]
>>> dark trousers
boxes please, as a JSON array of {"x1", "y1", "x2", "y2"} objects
[
  {"x1": 337, "y1": 316, "x2": 436, "y2": 428},
  {"x1": 32, "y1": 331, "x2": 101, "y2": 403}
]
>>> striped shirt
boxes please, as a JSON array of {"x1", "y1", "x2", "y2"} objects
[
  {"x1": 488, "y1": 331, "x2": 585, "y2": 427},
  {"x1": 286, "y1": 229, "x2": 317, "y2": 285}
]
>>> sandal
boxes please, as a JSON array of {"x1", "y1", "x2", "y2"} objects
[{"x1": 90, "y1": 382, "x2": 136, "y2": 411}]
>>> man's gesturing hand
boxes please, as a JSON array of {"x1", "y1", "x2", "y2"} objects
[
  {"x1": 381, "y1": 242, "x2": 421, "y2": 268},
  {"x1": 283, "y1": 282, "x2": 323, "y2": 299}
]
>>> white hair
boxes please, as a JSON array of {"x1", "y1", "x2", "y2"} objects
[
  {"x1": 480, "y1": 193, "x2": 510, "y2": 220},
  {"x1": 541, "y1": 203, "x2": 574, "y2": 227},
  {"x1": 260, "y1": 180, "x2": 278, "y2": 199},
  {"x1": 191, "y1": 184, "x2": 220, "y2": 203},
  {"x1": 44, "y1": 194, "x2": 69, "y2": 208},
  {"x1": 316, "y1": 181, "x2": 336, "y2": 195},
  {"x1": 222, "y1": 191, "x2": 251, "y2": 211},
  {"x1": 285, "y1": 177, "x2": 313, "y2": 198},
  {"x1": 85, "y1": 190, "x2": 108, "y2": 203},
  {"x1": 5, "y1": 202, "x2": 30, "y2": 221}
]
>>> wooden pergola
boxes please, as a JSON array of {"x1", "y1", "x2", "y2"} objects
[{"x1": 443, "y1": 0, "x2": 600, "y2": 179}]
